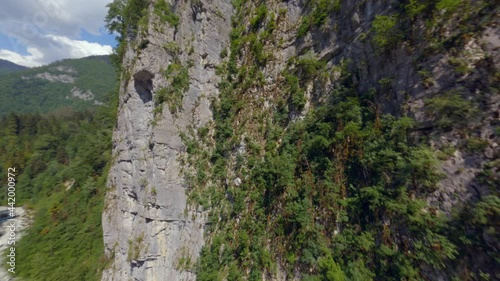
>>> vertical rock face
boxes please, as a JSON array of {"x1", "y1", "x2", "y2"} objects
[
  {"x1": 102, "y1": 0, "x2": 498, "y2": 279},
  {"x1": 101, "y1": 1, "x2": 233, "y2": 280}
]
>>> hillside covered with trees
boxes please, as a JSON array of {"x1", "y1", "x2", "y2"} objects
[
  {"x1": 0, "y1": 84, "x2": 118, "y2": 280},
  {"x1": 0, "y1": 56, "x2": 116, "y2": 115}
]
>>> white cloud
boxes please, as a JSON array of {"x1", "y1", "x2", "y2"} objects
[
  {"x1": 0, "y1": 0, "x2": 113, "y2": 37},
  {"x1": 0, "y1": 47, "x2": 44, "y2": 67},
  {"x1": 0, "y1": 35, "x2": 112, "y2": 67},
  {"x1": 0, "y1": 0, "x2": 114, "y2": 67},
  {"x1": 48, "y1": 35, "x2": 113, "y2": 58}
]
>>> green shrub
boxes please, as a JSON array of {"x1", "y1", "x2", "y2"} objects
[
  {"x1": 249, "y1": 35, "x2": 268, "y2": 66},
  {"x1": 155, "y1": 63, "x2": 190, "y2": 113},
  {"x1": 448, "y1": 57, "x2": 471, "y2": 75},
  {"x1": 310, "y1": 0, "x2": 340, "y2": 26},
  {"x1": 378, "y1": 77, "x2": 393, "y2": 90},
  {"x1": 284, "y1": 72, "x2": 306, "y2": 109},
  {"x1": 371, "y1": 15, "x2": 402, "y2": 51},
  {"x1": 163, "y1": 42, "x2": 180, "y2": 56},
  {"x1": 267, "y1": 12, "x2": 277, "y2": 33},
  {"x1": 220, "y1": 47, "x2": 228, "y2": 59},
  {"x1": 297, "y1": 16, "x2": 311, "y2": 37},
  {"x1": 139, "y1": 177, "x2": 148, "y2": 188},
  {"x1": 332, "y1": 0, "x2": 342, "y2": 13},
  {"x1": 472, "y1": 195, "x2": 500, "y2": 225},
  {"x1": 436, "y1": 0, "x2": 462, "y2": 13},
  {"x1": 425, "y1": 90, "x2": 479, "y2": 130},
  {"x1": 436, "y1": 145, "x2": 456, "y2": 160},
  {"x1": 318, "y1": 257, "x2": 346, "y2": 281},
  {"x1": 297, "y1": 0, "x2": 341, "y2": 37},
  {"x1": 296, "y1": 53, "x2": 326, "y2": 79},
  {"x1": 154, "y1": 0, "x2": 180, "y2": 27},
  {"x1": 418, "y1": 69, "x2": 436, "y2": 88},
  {"x1": 250, "y1": 4, "x2": 268, "y2": 30},
  {"x1": 465, "y1": 137, "x2": 489, "y2": 153},
  {"x1": 405, "y1": 0, "x2": 428, "y2": 19},
  {"x1": 291, "y1": 89, "x2": 307, "y2": 109},
  {"x1": 105, "y1": 0, "x2": 149, "y2": 40},
  {"x1": 198, "y1": 126, "x2": 210, "y2": 139}
]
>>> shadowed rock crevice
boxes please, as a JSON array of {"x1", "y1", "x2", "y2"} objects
[{"x1": 133, "y1": 70, "x2": 154, "y2": 103}]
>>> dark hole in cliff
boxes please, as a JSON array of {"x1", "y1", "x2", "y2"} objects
[
  {"x1": 131, "y1": 260, "x2": 145, "y2": 267},
  {"x1": 133, "y1": 70, "x2": 153, "y2": 103}
]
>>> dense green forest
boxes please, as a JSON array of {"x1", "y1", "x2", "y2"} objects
[
  {"x1": 0, "y1": 6, "x2": 117, "y2": 281},
  {"x1": 0, "y1": 56, "x2": 116, "y2": 115},
  {"x1": 0, "y1": 88, "x2": 118, "y2": 280}
]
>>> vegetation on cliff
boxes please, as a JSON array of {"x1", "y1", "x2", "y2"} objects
[
  {"x1": 98, "y1": 0, "x2": 498, "y2": 280},
  {"x1": 183, "y1": 0, "x2": 499, "y2": 280}
]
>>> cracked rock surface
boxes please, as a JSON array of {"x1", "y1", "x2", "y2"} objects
[{"x1": 101, "y1": 1, "x2": 233, "y2": 280}]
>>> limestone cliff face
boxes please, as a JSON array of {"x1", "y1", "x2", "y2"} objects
[
  {"x1": 102, "y1": 0, "x2": 498, "y2": 280},
  {"x1": 101, "y1": 1, "x2": 233, "y2": 280}
]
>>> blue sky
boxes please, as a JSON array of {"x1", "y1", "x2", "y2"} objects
[
  {"x1": 0, "y1": 0, "x2": 117, "y2": 67},
  {"x1": 80, "y1": 29, "x2": 117, "y2": 49}
]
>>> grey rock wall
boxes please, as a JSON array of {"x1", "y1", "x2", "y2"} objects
[
  {"x1": 101, "y1": 1, "x2": 233, "y2": 280},
  {"x1": 102, "y1": 0, "x2": 498, "y2": 279}
]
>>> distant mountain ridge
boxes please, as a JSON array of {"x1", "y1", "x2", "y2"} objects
[
  {"x1": 0, "y1": 55, "x2": 117, "y2": 115},
  {"x1": 0, "y1": 59, "x2": 28, "y2": 75}
]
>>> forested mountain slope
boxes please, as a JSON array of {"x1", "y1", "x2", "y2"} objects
[
  {"x1": 0, "y1": 55, "x2": 116, "y2": 115},
  {"x1": 0, "y1": 58, "x2": 118, "y2": 280},
  {"x1": 0, "y1": 96, "x2": 118, "y2": 280},
  {"x1": 0, "y1": 59, "x2": 28, "y2": 76}
]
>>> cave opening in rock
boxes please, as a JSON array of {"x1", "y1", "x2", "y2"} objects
[{"x1": 133, "y1": 70, "x2": 154, "y2": 103}]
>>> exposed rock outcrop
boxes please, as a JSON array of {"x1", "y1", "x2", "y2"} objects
[
  {"x1": 102, "y1": 0, "x2": 498, "y2": 280},
  {"x1": 101, "y1": 1, "x2": 233, "y2": 280}
]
